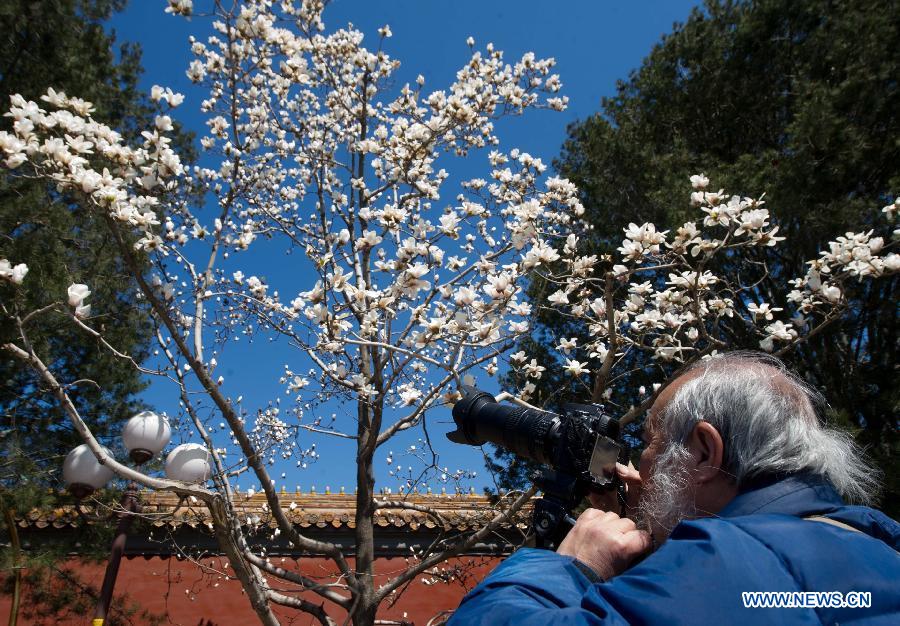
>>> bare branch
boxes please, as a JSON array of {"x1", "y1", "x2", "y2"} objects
[
  {"x1": 265, "y1": 590, "x2": 337, "y2": 626},
  {"x1": 245, "y1": 552, "x2": 350, "y2": 608},
  {"x1": 374, "y1": 486, "x2": 536, "y2": 602}
]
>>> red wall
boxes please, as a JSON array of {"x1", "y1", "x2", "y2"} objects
[{"x1": 1, "y1": 555, "x2": 502, "y2": 625}]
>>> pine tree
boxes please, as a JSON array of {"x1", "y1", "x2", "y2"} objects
[{"x1": 1, "y1": 2, "x2": 192, "y2": 622}]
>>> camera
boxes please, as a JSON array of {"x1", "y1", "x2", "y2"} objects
[{"x1": 447, "y1": 386, "x2": 627, "y2": 548}]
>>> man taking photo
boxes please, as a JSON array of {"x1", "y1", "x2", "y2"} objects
[{"x1": 450, "y1": 353, "x2": 899, "y2": 624}]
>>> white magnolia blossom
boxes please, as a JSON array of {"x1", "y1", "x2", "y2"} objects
[
  {"x1": 563, "y1": 358, "x2": 589, "y2": 376},
  {"x1": 690, "y1": 173, "x2": 710, "y2": 190},
  {"x1": 557, "y1": 337, "x2": 577, "y2": 353},
  {"x1": 746, "y1": 302, "x2": 782, "y2": 321},
  {"x1": 165, "y1": 0, "x2": 193, "y2": 16},
  {"x1": 883, "y1": 198, "x2": 899, "y2": 219},
  {"x1": 0, "y1": 259, "x2": 28, "y2": 284},
  {"x1": 67, "y1": 283, "x2": 90, "y2": 307}
]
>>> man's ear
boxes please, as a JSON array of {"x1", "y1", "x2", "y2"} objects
[{"x1": 687, "y1": 421, "x2": 725, "y2": 483}]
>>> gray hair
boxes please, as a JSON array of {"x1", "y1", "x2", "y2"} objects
[
  {"x1": 637, "y1": 439, "x2": 697, "y2": 538},
  {"x1": 657, "y1": 352, "x2": 879, "y2": 504}
]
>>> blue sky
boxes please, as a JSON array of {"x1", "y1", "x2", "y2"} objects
[{"x1": 106, "y1": 0, "x2": 701, "y2": 493}]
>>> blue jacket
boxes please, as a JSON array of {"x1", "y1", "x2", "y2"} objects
[{"x1": 450, "y1": 475, "x2": 900, "y2": 625}]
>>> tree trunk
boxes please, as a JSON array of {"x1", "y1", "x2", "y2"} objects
[
  {"x1": 208, "y1": 496, "x2": 282, "y2": 626},
  {"x1": 352, "y1": 400, "x2": 378, "y2": 626}
]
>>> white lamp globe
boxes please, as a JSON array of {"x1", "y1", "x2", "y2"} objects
[
  {"x1": 122, "y1": 411, "x2": 171, "y2": 463},
  {"x1": 165, "y1": 443, "x2": 212, "y2": 483},
  {"x1": 63, "y1": 444, "x2": 115, "y2": 498}
]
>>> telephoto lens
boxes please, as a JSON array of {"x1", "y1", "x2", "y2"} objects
[
  {"x1": 446, "y1": 386, "x2": 561, "y2": 466},
  {"x1": 446, "y1": 386, "x2": 622, "y2": 488}
]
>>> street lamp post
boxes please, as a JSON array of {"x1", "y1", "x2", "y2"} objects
[
  {"x1": 62, "y1": 411, "x2": 211, "y2": 626},
  {"x1": 92, "y1": 483, "x2": 141, "y2": 626}
]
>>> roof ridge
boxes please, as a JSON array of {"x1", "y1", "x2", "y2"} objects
[{"x1": 13, "y1": 492, "x2": 533, "y2": 532}]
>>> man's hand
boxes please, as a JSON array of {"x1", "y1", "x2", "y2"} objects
[
  {"x1": 557, "y1": 509, "x2": 652, "y2": 580},
  {"x1": 587, "y1": 462, "x2": 643, "y2": 516}
]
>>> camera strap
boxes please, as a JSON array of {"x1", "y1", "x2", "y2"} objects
[{"x1": 803, "y1": 515, "x2": 861, "y2": 533}]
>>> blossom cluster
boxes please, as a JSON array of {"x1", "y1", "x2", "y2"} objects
[
  {"x1": 0, "y1": 259, "x2": 28, "y2": 285},
  {"x1": 0, "y1": 87, "x2": 185, "y2": 259},
  {"x1": 513, "y1": 174, "x2": 897, "y2": 403},
  {"x1": 151, "y1": 0, "x2": 583, "y2": 432}
]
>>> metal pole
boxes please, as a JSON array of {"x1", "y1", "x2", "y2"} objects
[
  {"x1": 3, "y1": 506, "x2": 22, "y2": 626},
  {"x1": 92, "y1": 483, "x2": 140, "y2": 626}
]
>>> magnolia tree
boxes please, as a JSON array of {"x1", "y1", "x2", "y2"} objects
[
  {"x1": 0, "y1": 1, "x2": 897, "y2": 625},
  {"x1": 0, "y1": 1, "x2": 574, "y2": 624}
]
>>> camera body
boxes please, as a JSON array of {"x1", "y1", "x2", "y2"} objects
[{"x1": 447, "y1": 386, "x2": 627, "y2": 548}]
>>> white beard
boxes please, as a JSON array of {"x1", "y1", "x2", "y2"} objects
[{"x1": 637, "y1": 443, "x2": 697, "y2": 544}]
